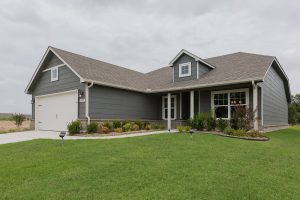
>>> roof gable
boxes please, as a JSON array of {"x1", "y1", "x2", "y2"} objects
[{"x1": 169, "y1": 49, "x2": 215, "y2": 69}]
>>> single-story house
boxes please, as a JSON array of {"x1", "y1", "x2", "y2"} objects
[{"x1": 25, "y1": 47, "x2": 290, "y2": 132}]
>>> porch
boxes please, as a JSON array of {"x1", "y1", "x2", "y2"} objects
[{"x1": 160, "y1": 83, "x2": 262, "y2": 130}]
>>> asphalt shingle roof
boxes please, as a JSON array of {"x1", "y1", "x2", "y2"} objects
[{"x1": 51, "y1": 47, "x2": 276, "y2": 93}]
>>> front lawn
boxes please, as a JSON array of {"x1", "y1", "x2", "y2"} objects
[{"x1": 0, "y1": 127, "x2": 299, "y2": 199}]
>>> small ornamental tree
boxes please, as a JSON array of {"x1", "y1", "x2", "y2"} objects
[{"x1": 12, "y1": 113, "x2": 26, "y2": 127}]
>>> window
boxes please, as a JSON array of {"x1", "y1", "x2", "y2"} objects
[
  {"x1": 179, "y1": 62, "x2": 191, "y2": 77},
  {"x1": 212, "y1": 89, "x2": 249, "y2": 119},
  {"x1": 162, "y1": 95, "x2": 176, "y2": 120},
  {"x1": 51, "y1": 67, "x2": 59, "y2": 82}
]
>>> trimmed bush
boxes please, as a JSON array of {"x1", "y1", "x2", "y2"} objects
[
  {"x1": 87, "y1": 122, "x2": 98, "y2": 133},
  {"x1": 232, "y1": 129, "x2": 247, "y2": 137},
  {"x1": 247, "y1": 130, "x2": 264, "y2": 138},
  {"x1": 123, "y1": 123, "x2": 132, "y2": 132},
  {"x1": 114, "y1": 128, "x2": 123, "y2": 133},
  {"x1": 192, "y1": 113, "x2": 207, "y2": 130},
  {"x1": 12, "y1": 113, "x2": 26, "y2": 127},
  {"x1": 153, "y1": 124, "x2": 160, "y2": 130},
  {"x1": 206, "y1": 117, "x2": 216, "y2": 131},
  {"x1": 224, "y1": 127, "x2": 234, "y2": 135},
  {"x1": 145, "y1": 124, "x2": 151, "y2": 130},
  {"x1": 132, "y1": 124, "x2": 140, "y2": 131},
  {"x1": 177, "y1": 126, "x2": 191, "y2": 133},
  {"x1": 112, "y1": 121, "x2": 122, "y2": 129},
  {"x1": 100, "y1": 126, "x2": 109, "y2": 134},
  {"x1": 134, "y1": 121, "x2": 143, "y2": 129},
  {"x1": 103, "y1": 121, "x2": 112, "y2": 130},
  {"x1": 67, "y1": 121, "x2": 82, "y2": 135},
  {"x1": 216, "y1": 119, "x2": 228, "y2": 131}
]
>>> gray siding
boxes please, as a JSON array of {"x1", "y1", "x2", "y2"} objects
[
  {"x1": 31, "y1": 66, "x2": 86, "y2": 119},
  {"x1": 89, "y1": 85, "x2": 160, "y2": 120},
  {"x1": 173, "y1": 54, "x2": 211, "y2": 82},
  {"x1": 262, "y1": 66, "x2": 288, "y2": 127},
  {"x1": 45, "y1": 53, "x2": 63, "y2": 69}
]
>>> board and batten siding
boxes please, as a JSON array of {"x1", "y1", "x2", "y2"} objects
[
  {"x1": 89, "y1": 85, "x2": 161, "y2": 120},
  {"x1": 173, "y1": 54, "x2": 211, "y2": 82},
  {"x1": 262, "y1": 66, "x2": 288, "y2": 127},
  {"x1": 31, "y1": 65, "x2": 86, "y2": 119}
]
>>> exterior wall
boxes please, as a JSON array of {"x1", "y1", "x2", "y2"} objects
[
  {"x1": 261, "y1": 66, "x2": 288, "y2": 128},
  {"x1": 31, "y1": 65, "x2": 86, "y2": 120},
  {"x1": 173, "y1": 54, "x2": 211, "y2": 82},
  {"x1": 44, "y1": 53, "x2": 63, "y2": 69},
  {"x1": 89, "y1": 85, "x2": 161, "y2": 120}
]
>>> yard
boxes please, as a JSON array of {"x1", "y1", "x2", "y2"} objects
[{"x1": 0, "y1": 127, "x2": 299, "y2": 199}]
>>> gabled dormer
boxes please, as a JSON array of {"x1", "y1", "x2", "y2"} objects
[{"x1": 169, "y1": 49, "x2": 215, "y2": 82}]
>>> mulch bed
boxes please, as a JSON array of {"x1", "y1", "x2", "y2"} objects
[
  {"x1": 71, "y1": 129, "x2": 163, "y2": 137},
  {"x1": 195, "y1": 130, "x2": 270, "y2": 141}
]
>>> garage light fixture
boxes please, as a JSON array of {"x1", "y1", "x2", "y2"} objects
[
  {"x1": 78, "y1": 90, "x2": 84, "y2": 98},
  {"x1": 31, "y1": 99, "x2": 35, "y2": 104}
]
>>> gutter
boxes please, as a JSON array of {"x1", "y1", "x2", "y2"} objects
[{"x1": 85, "y1": 82, "x2": 94, "y2": 125}]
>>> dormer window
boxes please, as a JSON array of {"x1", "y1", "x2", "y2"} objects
[
  {"x1": 179, "y1": 62, "x2": 191, "y2": 77},
  {"x1": 51, "y1": 67, "x2": 59, "y2": 82}
]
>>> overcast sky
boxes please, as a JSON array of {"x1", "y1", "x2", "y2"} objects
[{"x1": 0, "y1": 0, "x2": 299, "y2": 114}]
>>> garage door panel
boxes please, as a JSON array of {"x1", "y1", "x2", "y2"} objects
[{"x1": 36, "y1": 91, "x2": 78, "y2": 131}]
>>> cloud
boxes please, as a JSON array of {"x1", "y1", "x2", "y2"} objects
[{"x1": 0, "y1": 0, "x2": 299, "y2": 114}]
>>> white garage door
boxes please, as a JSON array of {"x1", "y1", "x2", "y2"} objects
[{"x1": 35, "y1": 90, "x2": 78, "y2": 131}]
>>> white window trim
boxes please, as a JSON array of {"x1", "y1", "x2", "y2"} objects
[
  {"x1": 51, "y1": 67, "x2": 59, "y2": 82},
  {"x1": 211, "y1": 88, "x2": 249, "y2": 120},
  {"x1": 162, "y1": 95, "x2": 177, "y2": 120},
  {"x1": 179, "y1": 62, "x2": 191, "y2": 78}
]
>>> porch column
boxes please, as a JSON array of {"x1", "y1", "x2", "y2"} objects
[
  {"x1": 190, "y1": 91, "x2": 194, "y2": 119},
  {"x1": 179, "y1": 92, "x2": 182, "y2": 119},
  {"x1": 167, "y1": 93, "x2": 171, "y2": 130},
  {"x1": 253, "y1": 83, "x2": 258, "y2": 130}
]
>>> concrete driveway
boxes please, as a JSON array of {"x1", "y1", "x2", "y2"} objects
[{"x1": 0, "y1": 130, "x2": 171, "y2": 145}]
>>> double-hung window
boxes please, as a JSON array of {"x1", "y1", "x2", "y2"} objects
[
  {"x1": 51, "y1": 67, "x2": 59, "y2": 82},
  {"x1": 212, "y1": 89, "x2": 249, "y2": 119},
  {"x1": 179, "y1": 62, "x2": 191, "y2": 77},
  {"x1": 162, "y1": 95, "x2": 176, "y2": 120}
]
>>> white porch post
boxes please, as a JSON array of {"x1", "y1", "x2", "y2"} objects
[
  {"x1": 167, "y1": 93, "x2": 171, "y2": 130},
  {"x1": 253, "y1": 83, "x2": 258, "y2": 130},
  {"x1": 198, "y1": 90, "x2": 201, "y2": 113},
  {"x1": 179, "y1": 92, "x2": 182, "y2": 119},
  {"x1": 190, "y1": 91, "x2": 194, "y2": 119}
]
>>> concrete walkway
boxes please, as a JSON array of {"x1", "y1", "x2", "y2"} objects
[{"x1": 0, "y1": 130, "x2": 175, "y2": 145}]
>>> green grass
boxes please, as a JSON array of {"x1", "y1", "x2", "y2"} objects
[{"x1": 0, "y1": 127, "x2": 300, "y2": 200}]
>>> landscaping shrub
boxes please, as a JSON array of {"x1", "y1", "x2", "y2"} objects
[
  {"x1": 153, "y1": 124, "x2": 160, "y2": 129},
  {"x1": 230, "y1": 106, "x2": 253, "y2": 130},
  {"x1": 206, "y1": 117, "x2": 216, "y2": 131},
  {"x1": 232, "y1": 129, "x2": 247, "y2": 137},
  {"x1": 176, "y1": 126, "x2": 191, "y2": 133},
  {"x1": 143, "y1": 122, "x2": 150, "y2": 129},
  {"x1": 11, "y1": 113, "x2": 26, "y2": 127},
  {"x1": 145, "y1": 124, "x2": 151, "y2": 130},
  {"x1": 123, "y1": 123, "x2": 132, "y2": 132},
  {"x1": 159, "y1": 124, "x2": 165, "y2": 130},
  {"x1": 103, "y1": 121, "x2": 112, "y2": 130},
  {"x1": 87, "y1": 122, "x2": 98, "y2": 133},
  {"x1": 112, "y1": 121, "x2": 122, "y2": 129},
  {"x1": 192, "y1": 113, "x2": 208, "y2": 130},
  {"x1": 132, "y1": 124, "x2": 140, "y2": 131},
  {"x1": 67, "y1": 120, "x2": 82, "y2": 135},
  {"x1": 114, "y1": 128, "x2": 123, "y2": 133},
  {"x1": 247, "y1": 130, "x2": 264, "y2": 138},
  {"x1": 100, "y1": 126, "x2": 109, "y2": 134},
  {"x1": 224, "y1": 127, "x2": 234, "y2": 135},
  {"x1": 134, "y1": 121, "x2": 143, "y2": 129},
  {"x1": 216, "y1": 119, "x2": 228, "y2": 131}
]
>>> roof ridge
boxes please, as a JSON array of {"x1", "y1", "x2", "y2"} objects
[
  {"x1": 205, "y1": 51, "x2": 274, "y2": 60},
  {"x1": 50, "y1": 46, "x2": 145, "y2": 75}
]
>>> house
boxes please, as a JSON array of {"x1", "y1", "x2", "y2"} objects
[{"x1": 25, "y1": 47, "x2": 290, "y2": 132}]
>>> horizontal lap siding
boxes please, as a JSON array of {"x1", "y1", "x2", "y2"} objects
[
  {"x1": 31, "y1": 66, "x2": 86, "y2": 119},
  {"x1": 262, "y1": 66, "x2": 288, "y2": 127},
  {"x1": 89, "y1": 85, "x2": 160, "y2": 120}
]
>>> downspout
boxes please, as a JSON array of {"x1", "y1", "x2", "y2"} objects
[{"x1": 85, "y1": 82, "x2": 94, "y2": 125}]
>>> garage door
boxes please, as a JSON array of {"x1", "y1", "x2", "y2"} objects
[{"x1": 35, "y1": 90, "x2": 78, "y2": 131}]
